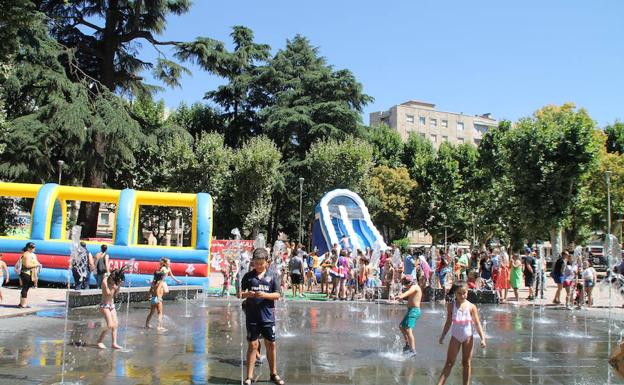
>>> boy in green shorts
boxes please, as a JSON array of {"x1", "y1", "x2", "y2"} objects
[{"x1": 393, "y1": 275, "x2": 422, "y2": 355}]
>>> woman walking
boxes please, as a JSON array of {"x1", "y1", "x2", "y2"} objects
[{"x1": 17, "y1": 242, "x2": 41, "y2": 308}]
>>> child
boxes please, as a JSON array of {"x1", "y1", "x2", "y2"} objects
[
  {"x1": 563, "y1": 258, "x2": 577, "y2": 310},
  {"x1": 394, "y1": 275, "x2": 422, "y2": 355},
  {"x1": 305, "y1": 266, "x2": 317, "y2": 293},
  {"x1": 437, "y1": 283, "x2": 486, "y2": 385},
  {"x1": 159, "y1": 257, "x2": 182, "y2": 292},
  {"x1": 0, "y1": 254, "x2": 8, "y2": 302},
  {"x1": 582, "y1": 261, "x2": 596, "y2": 307},
  {"x1": 145, "y1": 271, "x2": 166, "y2": 331},
  {"x1": 240, "y1": 248, "x2": 284, "y2": 385},
  {"x1": 96, "y1": 268, "x2": 125, "y2": 349}
]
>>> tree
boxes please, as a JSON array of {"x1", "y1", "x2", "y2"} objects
[
  {"x1": 367, "y1": 165, "x2": 416, "y2": 241},
  {"x1": 573, "y1": 131, "x2": 624, "y2": 243},
  {"x1": 365, "y1": 124, "x2": 404, "y2": 168},
  {"x1": 605, "y1": 121, "x2": 624, "y2": 155},
  {"x1": 230, "y1": 136, "x2": 282, "y2": 238},
  {"x1": 170, "y1": 102, "x2": 224, "y2": 141},
  {"x1": 32, "y1": 0, "x2": 194, "y2": 235},
  {"x1": 177, "y1": 26, "x2": 270, "y2": 147},
  {"x1": 506, "y1": 103, "x2": 597, "y2": 250}
]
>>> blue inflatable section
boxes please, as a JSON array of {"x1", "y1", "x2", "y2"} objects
[{"x1": 312, "y1": 189, "x2": 387, "y2": 255}]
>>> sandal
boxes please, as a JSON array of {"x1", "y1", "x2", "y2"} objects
[
  {"x1": 270, "y1": 373, "x2": 285, "y2": 385},
  {"x1": 243, "y1": 378, "x2": 253, "y2": 385}
]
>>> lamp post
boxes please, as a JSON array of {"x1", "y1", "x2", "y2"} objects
[
  {"x1": 607, "y1": 171, "x2": 612, "y2": 239},
  {"x1": 298, "y1": 177, "x2": 304, "y2": 246},
  {"x1": 57, "y1": 160, "x2": 65, "y2": 184}
]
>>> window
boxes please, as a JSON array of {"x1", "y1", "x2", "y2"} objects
[
  {"x1": 442, "y1": 135, "x2": 448, "y2": 142},
  {"x1": 458, "y1": 137, "x2": 464, "y2": 143},
  {"x1": 430, "y1": 118, "x2": 437, "y2": 128},
  {"x1": 457, "y1": 122, "x2": 464, "y2": 131},
  {"x1": 474, "y1": 123, "x2": 488, "y2": 135},
  {"x1": 419, "y1": 133, "x2": 426, "y2": 139},
  {"x1": 430, "y1": 134, "x2": 437, "y2": 142},
  {"x1": 441, "y1": 120, "x2": 448, "y2": 128},
  {"x1": 419, "y1": 116, "x2": 426, "y2": 125},
  {"x1": 100, "y1": 213, "x2": 110, "y2": 226},
  {"x1": 406, "y1": 114, "x2": 414, "y2": 123}
]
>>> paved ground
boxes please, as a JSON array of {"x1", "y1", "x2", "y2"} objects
[{"x1": 0, "y1": 285, "x2": 67, "y2": 318}]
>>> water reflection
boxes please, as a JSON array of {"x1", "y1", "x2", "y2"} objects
[{"x1": 0, "y1": 298, "x2": 619, "y2": 384}]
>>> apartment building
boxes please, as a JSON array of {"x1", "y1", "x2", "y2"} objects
[{"x1": 369, "y1": 100, "x2": 497, "y2": 148}]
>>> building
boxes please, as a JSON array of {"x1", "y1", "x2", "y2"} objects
[{"x1": 369, "y1": 100, "x2": 498, "y2": 148}]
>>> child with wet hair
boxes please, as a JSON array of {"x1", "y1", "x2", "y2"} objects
[
  {"x1": 96, "y1": 267, "x2": 126, "y2": 349},
  {"x1": 437, "y1": 283, "x2": 486, "y2": 385},
  {"x1": 145, "y1": 271, "x2": 166, "y2": 331}
]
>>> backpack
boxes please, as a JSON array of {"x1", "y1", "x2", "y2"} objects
[
  {"x1": 96, "y1": 253, "x2": 108, "y2": 274},
  {"x1": 14, "y1": 255, "x2": 22, "y2": 275}
]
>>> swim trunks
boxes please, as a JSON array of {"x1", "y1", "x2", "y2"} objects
[
  {"x1": 150, "y1": 296, "x2": 160, "y2": 305},
  {"x1": 400, "y1": 307, "x2": 421, "y2": 329}
]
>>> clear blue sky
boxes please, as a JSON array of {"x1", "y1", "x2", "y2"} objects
[{"x1": 142, "y1": 0, "x2": 624, "y2": 127}]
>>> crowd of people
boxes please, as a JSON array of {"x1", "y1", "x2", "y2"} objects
[{"x1": 217, "y1": 238, "x2": 610, "y2": 313}]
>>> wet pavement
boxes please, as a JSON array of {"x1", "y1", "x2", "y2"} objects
[{"x1": 0, "y1": 297, "x2": 621, "y2": 385}]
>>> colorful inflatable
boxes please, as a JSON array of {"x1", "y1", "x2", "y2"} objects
[
  {"x1": 312, "y1": 189, "x2": 387, "y2": 255},
  {"x1": 0, "y1": 182, "x2": 212, "y2": 286}
]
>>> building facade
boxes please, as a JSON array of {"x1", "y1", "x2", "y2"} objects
[{"x1": 369, "y1": 100, "x2": 497, "y2": 148}]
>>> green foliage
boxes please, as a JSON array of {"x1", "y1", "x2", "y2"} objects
[
  {"x1": 605, "y1": 121, "x2": 624, "y2": 154},
  {"x1": 39, "y1": 0, "x2": 192, "y2": 94},
  {"x1": 367, "y1": 165, "x2": 416, "y2": 240},
  {"x1": 170, "y1": 102, "x2": 224, "y2": 140},
  {"x1": 230, "y1": 136, "x2": 282, "y2": 237},
  {"x1": 365, "y1": 124, "x2": 404, "y2": 168},
  {"x1": 506, "y1": 103, "x2": 597, "y2": 238},
  {"x1": 391, "y1": 237, "x2": 410, "y2": 252}
]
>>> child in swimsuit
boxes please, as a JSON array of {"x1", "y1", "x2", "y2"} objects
[
  {"x1": 96, "y1": 268, "x2": 126, "y2": 349},
  {"x1": 0, "y1": 255, "x2": 8, "y2": 302},
  {"x1": 437, "y1": 283, "x2": 486, "y2": 385},
  {"x1": 393, "y1": 275, "x2": 422, "y2": 355},
  {"x1": 159, "y1": 257, "x2": 182, "y2": 294},
  {"x1": 145, "y1": 271, "x2": 166, "y2": 331}
]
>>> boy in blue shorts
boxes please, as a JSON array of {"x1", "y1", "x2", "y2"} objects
[
  {"x1": 240, "y1": 248, "x2": 284, "y2": 385},
  {"x1": 393, "y1": 275, "x2": 422, "y2": 355}
]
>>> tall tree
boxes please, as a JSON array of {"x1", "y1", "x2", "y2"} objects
[
  {"x1": 33, "y1": 0, "x2": 193, "y2": 236},
  {"x1": 177, "y1": 26, "x2": 270, "y2": 147},
  {"x1": 506, "y1": 103, "x2": 597, "y2": 250},
  {"x1": 605, "y1": 121, "x2": 624, "y2": 155}
]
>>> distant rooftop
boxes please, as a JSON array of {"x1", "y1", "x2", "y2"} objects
[{"x1": 394, "y1": 100, "x2": 496, "y2": 121}]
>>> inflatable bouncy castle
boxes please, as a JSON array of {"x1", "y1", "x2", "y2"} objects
[{"x1": 0, "y1": 183, "x2": 212, "y2": 286}]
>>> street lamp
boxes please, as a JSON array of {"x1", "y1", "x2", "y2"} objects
[
  {"x1": 57, "y1": 160, "x2": 65, "y2": 185},
  {"x1": 607, "y1": 171, "x2": 612, "y2": 238},
  {"x1": 298, "y1": 177, "x2": 304, "y2": 246}
]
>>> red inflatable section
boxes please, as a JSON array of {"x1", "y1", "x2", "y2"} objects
[{"x1": 0, "y1": 253, "x2": 207, "y2": 277}]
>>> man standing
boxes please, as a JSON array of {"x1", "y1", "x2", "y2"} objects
[
  {"x1": 534, "y1": 248, "x2": 546, "y2": 299},
  {"x1": 241, "y1": 248, "x2": 284, "y2": 385},
  {"x1": 524, "y1": 250, "x2": 536, "y2": 300},
  {"x1": 289, "y1": 251, "x2": 304, "y2": 298}
]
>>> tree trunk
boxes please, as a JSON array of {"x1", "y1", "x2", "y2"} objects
[
  {"x1": 550, "y1": 227, "x2": 563, "y2": 259},
  {"x1": 269, "y1": 193, "x2": 281, "y2": 243}
]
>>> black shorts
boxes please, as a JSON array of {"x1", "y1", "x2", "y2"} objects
[
  {"x1": 525, "y1": 273, "x2": 535, "y2": 287},
  {"x1": 246, "y1": 323, "x2": 276, "y2": 342},
  {"x1": 290, "y1": 274, "x2": 302, "y2": 285}
]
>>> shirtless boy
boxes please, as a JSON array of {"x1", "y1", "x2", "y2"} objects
[{"x1": 393, "y1": 275, "x2": 422, "y2": 355}]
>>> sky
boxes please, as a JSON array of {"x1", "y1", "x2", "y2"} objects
[{"x1": 141, "y1": 0, "x2": 624, "y2": 127}]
